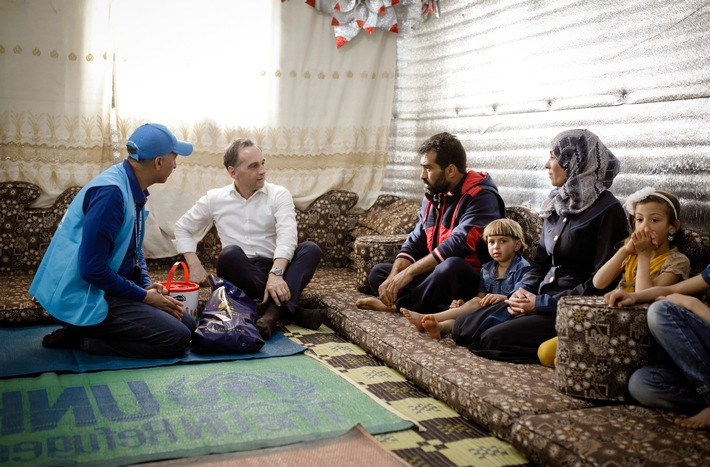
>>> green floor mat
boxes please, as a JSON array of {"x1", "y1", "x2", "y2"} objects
[{"x1": 0, "y1": 355, "x2": 411, "y2": 466}]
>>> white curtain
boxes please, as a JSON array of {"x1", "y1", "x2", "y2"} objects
[
  {"x1": 1, "y1": 0, "x2": 396, "y2": 257},
  {"x1": 0, "y1": 0, "x2": 114, "y2": 207},
  {"x1": 112, "y1": 0, "x2": 396, "y2": 257}
]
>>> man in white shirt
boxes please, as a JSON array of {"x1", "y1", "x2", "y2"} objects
[{"x1": 173, "y1": 138, "x2": 324, "y2": 340}]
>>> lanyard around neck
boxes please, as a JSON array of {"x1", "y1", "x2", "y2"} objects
[{"x1": 134, "y1": 204, "x2": 143, "y2": 267}]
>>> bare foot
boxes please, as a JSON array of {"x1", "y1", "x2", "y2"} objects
[
  {"x1": 355, "y1": 297, "x2": 396, "y2": 312},
  {"x1": 400, "y1": 308, "x2": 425, "y2": 331},
  {"x1": 675, "y1": 406, "x2": 710, "y2": 430},
  {"x1": 422, "y1": 314, "x2": 443, "y2": 339}
]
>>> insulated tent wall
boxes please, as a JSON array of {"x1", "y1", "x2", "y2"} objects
[{"x1": 385, "y1": 0, "x2": 710, "y2": 231}]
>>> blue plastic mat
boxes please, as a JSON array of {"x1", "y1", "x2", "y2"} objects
[{"x1": 0, "y1": 325, "x2": 306, "y2": 378}]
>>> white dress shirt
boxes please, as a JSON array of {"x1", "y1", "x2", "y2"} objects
[{"x1": 173, "y1": 182, "x2": 297, "y2": 261}]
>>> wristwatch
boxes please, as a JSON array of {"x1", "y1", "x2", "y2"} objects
[{"x1": 270, "y1": 267, "x2": 284, "y2": 276}]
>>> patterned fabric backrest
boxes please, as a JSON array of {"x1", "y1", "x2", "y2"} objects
[
  {"x1": 152, "y1": 191, "x2": 361, "y2": 270},
  {"x1": 505, "y1": 205, "x2": 543, "y2": 263},
  {"x1": 296, "y1": 190, "x2": 360, "y2": 268},
  {"x1": 677, "y1": 228, "x2": 710, "y2": 275},
  {"x1": 0, "y1": 182, "x2": 82, "y2": 276},
  {"x1": 16, "y1": 183, "x2": 704, "y2": 279},
  {"x1": 350, "y1": 195, "x2": 420, "y2": 239}
]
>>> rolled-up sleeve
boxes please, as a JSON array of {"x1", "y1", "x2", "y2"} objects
[
  {"x1": 173, "y1": 194, "x2": 213, "y2": 254},
  {"x1": 272, "y1": 189, "x2": 297, "y2": 261}
]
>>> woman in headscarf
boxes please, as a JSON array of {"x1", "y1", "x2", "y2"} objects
[{"x1": 451, "y1": 129, "x2": 629, "y2": 362}]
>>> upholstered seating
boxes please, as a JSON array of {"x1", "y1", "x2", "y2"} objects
[
  {"x1": 554, "y1": 228, "x2": 710, "y2": 402},
  {"x1": 3, "y1": 180, "x2": 709, "y2": 464},
  {"x1": 0, "y1": 182, "x2": 82, "y2": 325},
  {"x1": 554, "y1": 296, "x2": 653, "y2": 401},
  {"x1": 352, "y1": 234, "x2": 409, "y2": 293},
  {"x1": 349, "y1": 202, "x2": 544, "y2": 294},
  {"x1": 505, "y1": 205, "x2": 543, "y2": 262}
]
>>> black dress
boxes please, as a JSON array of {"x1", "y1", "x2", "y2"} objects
[{"x1": 451, "y1": 190, "x2": 629, "y2": 363}]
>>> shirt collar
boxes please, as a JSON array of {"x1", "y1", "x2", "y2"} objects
[
  {"x1": 122, "y1": 159, "x2": 148, "y2": 204},
  {"x1": 230, "y1": 182, "x2": 268, "y2": 200}
]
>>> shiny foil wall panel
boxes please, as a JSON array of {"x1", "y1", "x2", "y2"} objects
[{"x1": 385, "y1": 0, "x2": 710, "y2": 232}]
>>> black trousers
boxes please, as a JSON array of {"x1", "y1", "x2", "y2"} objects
[
  {"x1": 451, "y1": 301, "x2": 557, "y2": 363},
  {"x1": 216, "y1": 241, "x2": 321, "y2": 315},
  {"x1": 367, "y1": 256, "x2": 480, "y2": 314}
]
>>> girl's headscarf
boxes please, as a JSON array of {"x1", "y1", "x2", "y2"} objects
[{"x1": 539, "y1": 129, "x2": 620, "y2": 218}]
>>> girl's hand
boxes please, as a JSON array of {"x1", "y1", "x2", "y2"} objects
[
  {"x1": 623, "y1": 237, "x2": 637, "y2": 255},
  {"x1": 632, "y1": 227, "x2": 657, "y2": 253},
  {"x1": 605, "y1": 289, "x2": 636, "y2": 307}
]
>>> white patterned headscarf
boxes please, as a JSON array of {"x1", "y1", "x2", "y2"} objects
[{"x1": 539, "y1": 129, "x2": 620, "y2": 218}]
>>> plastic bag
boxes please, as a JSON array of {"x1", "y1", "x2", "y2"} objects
[{"x1": 193, "y1": 275, "x2": 264, "y2": 354}]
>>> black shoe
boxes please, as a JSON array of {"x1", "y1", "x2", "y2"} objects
[
  {"x1": 293, "y1": 305, "x2": 326, "y2": 331},
  {"x1": 42, "y1": 328, "x2": 83, "y2": 350}
]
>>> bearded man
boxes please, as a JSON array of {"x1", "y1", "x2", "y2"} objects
[{"x1": 356, "y1": 132, "x2": 505, "y2": 314}]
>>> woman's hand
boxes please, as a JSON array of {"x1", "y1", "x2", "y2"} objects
[{"x1": 505, "y1": 288, "x2": 536, "y2": 316}]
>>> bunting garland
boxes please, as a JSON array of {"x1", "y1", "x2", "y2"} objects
[{"x1": 302, "y1": 0, "x2": 442, "y2": 48}]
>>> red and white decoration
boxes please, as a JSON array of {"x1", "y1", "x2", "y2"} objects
[{"x1": 303, "y1": 0, "x2": 442, "y2": 48}]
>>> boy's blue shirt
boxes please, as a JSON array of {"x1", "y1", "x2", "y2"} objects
[{"x1": 479, "y1": 254, "x2": 531, "y2": 296}]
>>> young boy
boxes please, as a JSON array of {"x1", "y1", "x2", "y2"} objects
[{"x1": 402, "y1": 218, "x2": 530, "y2": 338}]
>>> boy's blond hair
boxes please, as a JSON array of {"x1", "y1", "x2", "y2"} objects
[{"x1": 483, "y1": 218, "x2": 527, "y2": 250}]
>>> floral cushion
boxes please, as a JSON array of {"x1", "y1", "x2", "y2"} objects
[
  {"x1": 511, "y1": 404, "x2": 710, "y2": 466},
  {"x1": 0, "y1": 182, "x2": 82, "y2": 276},
  {"x1": 505, "y1": 205, "x2": 542, "y2": 262},
  {"x1": 554, "y1": 295, "x2": 655, "y2": 401},
  {"x1": 677, "y1": 228, "x2": 710, "y2": 274},
  {"x1": 0, "y1": 275, "x2": 53, "y2": 326},
  {"x1": 297, "y1": 190, "x2": 360, "y2": 268},
  {"x1": 350, "y1": 234, "x2": 409, "y2": 292},
  {"x1": 355, "y1": 196, "x2": 420, "y2": 236},
  {"x1": 306, "y1": 269, "x2": 710, "y2": 462},
  {"x1": 553, "y1": 228, "x2": 710, "y2": 403},
  {"x1": 306, "y1": 267, "x2": 594, "y2": 440}
]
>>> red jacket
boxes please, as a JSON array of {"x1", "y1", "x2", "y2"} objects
[{"x1": 398, "y1": 170, "x2": 505, "y2": 270}]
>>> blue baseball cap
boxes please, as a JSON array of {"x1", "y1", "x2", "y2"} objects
[{"x1": 126, "y1": 123, "x2": 193, "y2": 160}]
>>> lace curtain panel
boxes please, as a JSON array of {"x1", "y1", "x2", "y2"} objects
[
  {"x1": 1, "y1": 0, "x2": 396, "y2": 257},
  {"x1": 0, "y1": 0, "x2": 113, "y2": 207}
]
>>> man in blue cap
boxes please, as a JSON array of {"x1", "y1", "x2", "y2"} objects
[{"x1": 30, "y1": 123, "x2": 196, "y2": 358}]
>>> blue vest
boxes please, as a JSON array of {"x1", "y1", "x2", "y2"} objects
[{"x1": 29, "y1": 164, "x2": 140, "y2": 326}]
